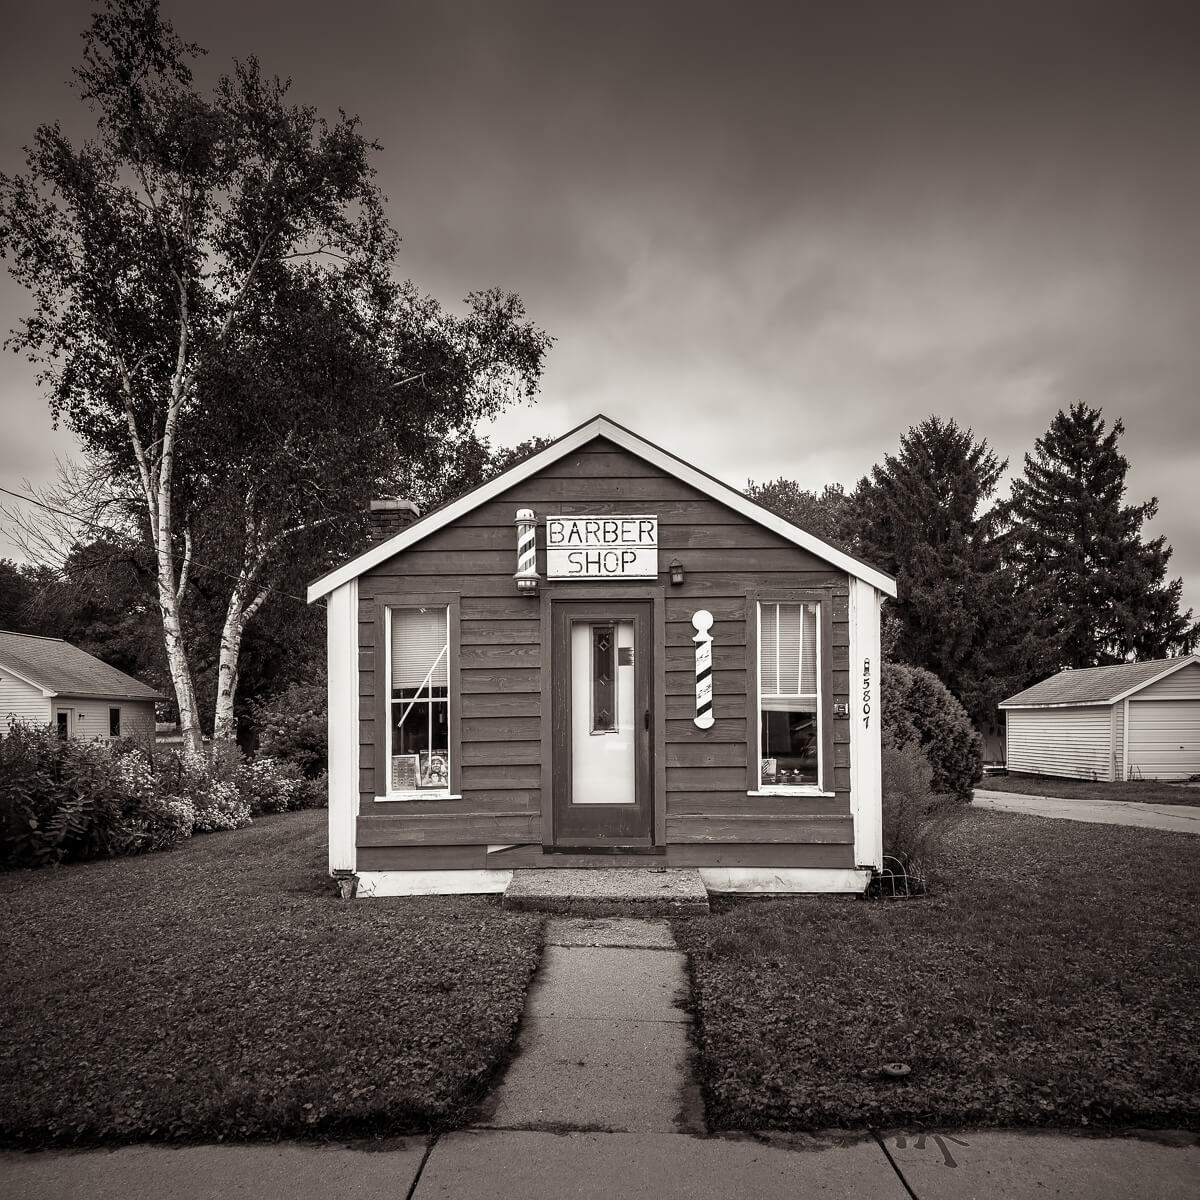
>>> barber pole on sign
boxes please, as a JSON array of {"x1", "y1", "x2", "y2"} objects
[
  {"x1": 692, "y1": 609, "x2": 714, "y2": 729},
  {"x1": 514, "y1": 509, "x2": 539, "y2": 591}
]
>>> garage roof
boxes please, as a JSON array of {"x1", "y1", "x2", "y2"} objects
[
  {"x1": 0, "y1": 630, "x2": 163, "y2": 701},
  {"x1": 1000, "y1": 655, "x2": 1200, "y2": 709}
]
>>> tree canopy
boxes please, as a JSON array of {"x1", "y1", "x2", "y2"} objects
[
  {"x1": 0, "y1": 0, "x2": 551, "y2": 748},
  {"x1": 1004, "y1": 403, "x2": 1197, "y2": 667}
]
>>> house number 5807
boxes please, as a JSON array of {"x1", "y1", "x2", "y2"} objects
[{"x1": 862, "y1": 658, "x2": 871, "y2": 728}]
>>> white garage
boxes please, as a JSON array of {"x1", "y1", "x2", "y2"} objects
[{"x1": 1000, "y1": 656, "x2": 1200, "y2": 782}]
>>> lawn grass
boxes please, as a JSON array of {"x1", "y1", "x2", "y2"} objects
[
  {"x1": 674, "y1": 809, "x2": 1200, "y2": 1132},
  {"x1": 980, "y1": 774, "x2": 1200, "y2": 805},
  {"x1": 0, "y1": 811, "x2": 543, "y2": 1148}
]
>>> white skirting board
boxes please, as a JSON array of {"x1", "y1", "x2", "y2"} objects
[
  {"x1": 349, "y1": 866, "x2": 870, "y2": 897},
  {"x1": 356, "y1": 869, "x2": 513, "y2": 897},
  {"x1": 698, "y1": 867, "x2": 872, "y2": 894}
]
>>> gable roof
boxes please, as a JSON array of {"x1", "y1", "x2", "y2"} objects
[
  {"x1": 0, "y1": 630, "x2": 164, "y2": 702},
  {"x1": 308, "y1": 414, "x2": 898, "y2": 601},
  {"x1": 1000, "y1": 656, "x2": 1200, "y2": 708}
]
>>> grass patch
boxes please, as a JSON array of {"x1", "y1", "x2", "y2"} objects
[
  {"x1": 0, "y1": 811, "x2": 543, "y2": 1148},
  {"x1": 674, "y1": 809, "x2": 1199, "y2": 1131},
  {"x1": 980, "y1": 774, "x2": 1200, "y2": 805}
]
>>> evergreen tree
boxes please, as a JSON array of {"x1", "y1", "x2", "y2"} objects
[
  {"x1": 1005, "y1": 403, "x2": 1197, "y2": 666},
  {"x1": 850, "y1": 417, "x2": 1045, "y2": 730}
]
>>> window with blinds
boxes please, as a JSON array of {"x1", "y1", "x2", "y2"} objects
[
  {"x1": 389, "y1": 607, "x2": 450, "y2": 793},
  {"x1": 758, "y1": 602, "x2": 820, "y2": 788}
]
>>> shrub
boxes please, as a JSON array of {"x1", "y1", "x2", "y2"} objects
[
  {"x1": 251, "y1": 684, "x2": 327, "y2": 777},
  {"x1": 881, "y1": 661, "x2": 983, "y2": 801},
  {"x1": 0, "y1": 722, "x2": 193, "y2": 869},
  {"x1": 292, "y1": 769, "x2": 328, "y2": 811},
  {"x1": 234, "y1": 755, "x2": 303, "y2": 815},
  {"x1": 880, "y1": 741, "x2": 962, "y2": 889},
  {"x1": 157, "y1": 749, "x2": 251, "y2": 833}
]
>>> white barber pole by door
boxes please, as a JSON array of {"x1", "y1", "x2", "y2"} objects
[{"x1": 692, "y1": 609, "x2": 714, "y2": 729}]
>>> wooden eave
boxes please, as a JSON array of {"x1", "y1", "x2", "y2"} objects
[{"x1": 308, "y1": 414, "x2": 898, "y2": 602}]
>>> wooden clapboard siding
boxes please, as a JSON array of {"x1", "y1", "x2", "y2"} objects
[
  {"x1": 358, "y1": 811, "x2": 540, "y2": 845},
  {"x1": 666, "y1": 814, "x2": 854, "y2": 843},
  {"x1": 355, "y1": 434, "x2": 859, "y2": 857},
  {"x1": 357, "y1": 845, "x2": 489, "y2": 871}
]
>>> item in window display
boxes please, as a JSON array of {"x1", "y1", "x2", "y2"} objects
[
  {"x1": 420, "y1": 751, "x2": 449, "y2": 788},
  {"x1": 391, "y1": 754, "x2": 420, "y2": 791},
  {"x1": 761, "y1": 757, "x2": 777, "y2": 785}
]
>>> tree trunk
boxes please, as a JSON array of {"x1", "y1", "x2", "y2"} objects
[
  {"x1": 213, "y1": 603, "x2": 244, "y2": 747},
  {"x1": 156, "y1": 552, "x2": 204, "y2": 754}
]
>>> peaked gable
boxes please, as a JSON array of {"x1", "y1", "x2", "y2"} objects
[{"x1": 308, "y1": 414, "x2": 897, "y2": 601}]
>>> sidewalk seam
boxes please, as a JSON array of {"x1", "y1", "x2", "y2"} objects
[
  {"x1": 404, "y1": 1133, "x2": 439, "y2": 1200},
  {"x1": 870, "y1": 1127, "x2": 920, "y2": 1200}
]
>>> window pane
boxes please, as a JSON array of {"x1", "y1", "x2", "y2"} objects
[
  {"x1": 109, "y1": 707, "x2": 121, "y2": 737},
  {"x1": 390, "y1": 606, "x2": 450, "y2": 792},
  {"x1": 760, "y1": 699, "x2": 818, "y2": 786},
  {"x1": 759, "y1": 601, "x2": 820, "y2": 788}
]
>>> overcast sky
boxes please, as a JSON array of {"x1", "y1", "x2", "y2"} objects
[{"x1": 2, "y1": 1, "x2": 1197, "y2": 618}]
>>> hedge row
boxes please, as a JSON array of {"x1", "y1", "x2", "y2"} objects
[{"x1": 0, "y1": 721, "x2": 326, "y2": 871}]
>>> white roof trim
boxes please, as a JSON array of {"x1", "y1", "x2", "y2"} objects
[
  {"x1": 308, "y1": 415, "x2": 897, "y2": 602},
  {"x1": 0, "y1": 661, "x2": 57, "y2": 697}
]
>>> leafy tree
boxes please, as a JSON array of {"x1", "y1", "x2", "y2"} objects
[
  {"x1": 849, "y1": 417, "x2": 1045, "y2": 729},
  {"x1": 1004, "y1": 403, "x2": 1197, "y2": 667},
  {"x1": 744, "y1": 479, "x2": 854, "y2": 548},
  {"x1": 0, "y1": 1, "x2": 550, "y2": 749}
]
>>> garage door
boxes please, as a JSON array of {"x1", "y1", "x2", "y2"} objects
[{"x1": 1127, "y1": 700, "x2": 1200, "y2": 780}]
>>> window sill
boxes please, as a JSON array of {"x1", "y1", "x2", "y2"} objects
[
  {"x1": 376, "y1": 792, "x2": 462, "y2": 803},
  {"x1": 747, "y1": 788, "x2": 836, "y2": 798}
]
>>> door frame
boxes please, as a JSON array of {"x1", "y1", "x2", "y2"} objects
[{"x1": 539, "y1": 584, "x2": 667, "y2": 849}]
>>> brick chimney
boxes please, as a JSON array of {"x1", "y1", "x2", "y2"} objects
[{"x1": 369, "y1": 497, "x2": 421, "y2": 545}]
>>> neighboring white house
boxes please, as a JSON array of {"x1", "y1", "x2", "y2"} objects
[
  {"x1": 1000, "y1": 656, "x2": 1200, "y2": 782},
  {"x1": 0, "y1": 630, "x2": 163, "y2": 754}
]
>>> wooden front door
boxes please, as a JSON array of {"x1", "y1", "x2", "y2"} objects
[{"x1": 551, "y1": 601, "x2": 653, "y2": 846}]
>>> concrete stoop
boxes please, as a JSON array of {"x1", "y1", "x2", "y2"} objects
[{"x1": 501, "y1": 867, "x2": 710, "y2": 915}]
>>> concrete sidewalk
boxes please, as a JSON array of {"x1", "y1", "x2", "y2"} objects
[
  {"x1": 974, "y1": 788, "x2": 1200, "y2": 834},
  {"x1": 2, "y1": 916, "x2": 1197, "y2": 1198}
]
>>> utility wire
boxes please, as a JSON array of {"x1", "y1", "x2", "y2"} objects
[{"x1": 0, "y1": 484, "x2": 317, "y2": 607}]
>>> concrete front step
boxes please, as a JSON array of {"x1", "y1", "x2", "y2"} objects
[{"x1": 502, "y1": 868, "x2": 710, "y2": 916}]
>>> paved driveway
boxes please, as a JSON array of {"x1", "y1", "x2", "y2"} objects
[{"x1": 973, "y1": 789, "x2": 1200, "y2": 834}]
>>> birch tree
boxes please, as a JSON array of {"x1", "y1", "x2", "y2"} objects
[{"x1": 1, "y1": 0, "x2": 550, "y2": 749}]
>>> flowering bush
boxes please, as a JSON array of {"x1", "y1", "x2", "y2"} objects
[
  {"x1": 250, "y1": 684, "x2": 327, "y2": 777},
  {"x1": 0, "y1": 723, "x2": 193, "y2": 868},
  {"x1": 157, "y1": 750, "x2": 251, "y2": 833},
  {"x1": 234, "y1": 756, "x2": 303, "y2": 815},
  {"x1": 112, "y1": 748, "x2": 195, "y2": 850}
]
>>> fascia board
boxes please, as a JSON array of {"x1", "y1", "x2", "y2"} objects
[
  {"x1": 999, "y1": 700, "x2": 1117, "y2": 710},
  {"x1": 308, "y1": 415, "x2": 898, "y2": 602}
]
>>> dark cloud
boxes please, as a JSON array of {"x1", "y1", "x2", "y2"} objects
[{"x1": 1, "y1": 0, "x2": 1197, "y2": 615}]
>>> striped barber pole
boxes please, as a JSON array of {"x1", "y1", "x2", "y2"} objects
[
  {"x1": 514, "y1": 508, "x2": 539, "y2": 591},
  {"x1": 692, "y1": 609, "x2": 714, "y2": 729}
]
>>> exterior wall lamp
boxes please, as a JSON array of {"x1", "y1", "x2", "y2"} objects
[{"x1": 669, "y1": 558, "x2": 685, "y2": 586}]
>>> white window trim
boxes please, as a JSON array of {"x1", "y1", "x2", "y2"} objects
[
  {"x1": 753, "y1": 600, "x2": 824, "y2": 794},
  {"x1": 385, "y1": 605, "x2": 453, "y2": 801}
]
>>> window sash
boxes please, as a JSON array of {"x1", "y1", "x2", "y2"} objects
[
  {"x1": 757, "y1": 601, "x2": 822, "y2": 790},
  {"x1": 388, "y1": 606, "x2": 451, "y2": 793}
]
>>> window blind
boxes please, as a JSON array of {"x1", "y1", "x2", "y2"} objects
[
  {"x1": 759, "y1": 602, "x2": 817, "y2": 696},
  {"x1": 391, "y1": 607, "x2": 449, "y2": 689}
]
